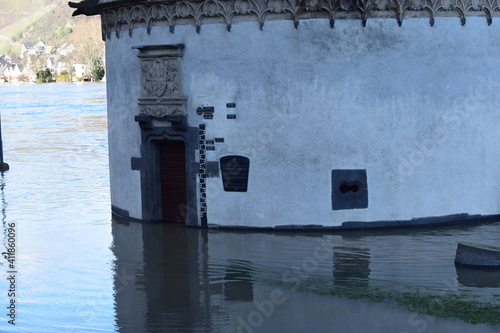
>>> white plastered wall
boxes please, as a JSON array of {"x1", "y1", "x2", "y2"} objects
[{"x1": 105, "y1": 17, "x2": 500, "y2": 227}]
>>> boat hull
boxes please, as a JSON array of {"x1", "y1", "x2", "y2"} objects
[{"x1": 455, "y1": 242, "x2": 500, "y2": 268}]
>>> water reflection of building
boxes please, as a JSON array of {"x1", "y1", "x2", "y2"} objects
[
  {"x1": 111, "y1": 221, "x2": 499, "y2": 331},
  {"x1": 112, "y1": 221, "x2": 361, "y2": 331},
  {"x1": 113, "y1": 220, "x2": 204, "y2": 331},
  {"x1": 111, "y1": 221, "x2": 383, "y2": 331},
  {"x1": 333, "y1": 246, "x2": 371, "y2": 288},
  {"x1": 223, "y1": 260, "x2": 254, "y2": 302},
  {"x1": 455, "y1": 264, "x2": 500, "y2": 288},
  {"x1": 112, "y1": 220, "x2": 147, "y2": 332},
  {"x1": 112, "y1": 219, "x2": 258, "y2": 332}
]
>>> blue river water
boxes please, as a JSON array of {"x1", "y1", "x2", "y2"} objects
[{"x1": 0, "y1": 83, "x2": 499, "y2": 332}]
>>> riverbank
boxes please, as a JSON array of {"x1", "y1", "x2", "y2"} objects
[
  {"x1": 276, "y1": 279, "x2": 500, "y2": 329},
  {"x1": 231, "y1": 283, "x2": 500, "y2": 333}
]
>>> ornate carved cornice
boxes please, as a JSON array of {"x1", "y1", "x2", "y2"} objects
[{"x1": 92, "y1": 0, "x2": 500, "y2": 39}]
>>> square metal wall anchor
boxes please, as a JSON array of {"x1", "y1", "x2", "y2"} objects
[
  {"x1": 206, "y1": 161, "x2": 220, "y2": 177},
  {"x1": 331, "y1": 169, "x2": 368, "y2": 210}
]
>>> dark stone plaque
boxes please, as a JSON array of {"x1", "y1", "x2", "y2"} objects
[
  {"x1": 215, "y1": 138, "x2": 224, "y2": 143},
  {"x1": 204, "y1": 113, "x2": 214, "y2": 119},
  {"x1": 220, "y1": 155, "x2": 250, "y2": 192},
  {"x1": 226, "y1": 103, "x2": 236, "y2": 108},
  {"x1": 227, "y1": 114, "x2": 236, "y2": 119},
  {"x1": 206, "y1": 140, "x2": 215, "y2": 145},
  {"x1": 203, "y1": 106, "x2": 214, "y2": 113}
]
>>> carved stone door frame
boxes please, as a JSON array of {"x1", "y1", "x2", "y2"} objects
[
  {"x1": 132, "y1": 127, "x2": 199, "y2": 225},
  {"x1": 131, "y1": 44, "x2": 200, "y2": 226}
]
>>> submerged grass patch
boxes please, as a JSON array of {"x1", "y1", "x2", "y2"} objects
[{"x1": 277, "y1": 279, "x2": 500, "y2": 328}]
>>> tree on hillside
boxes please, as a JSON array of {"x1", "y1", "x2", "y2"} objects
[
  {"x1": 92, "y1": 57, "x2": 105, "y2": 81},
  {"x1": 58, "y1": 54, "x2": 76, "y2": 81},
  {"x1": 36, "y1": 67, "x2": 52, "y2": 82},
  {"x1": 68, "y1": 17, "x2": 104, "y2": 77},
  {"x1": 31, "y1": 54, "x2": 47, "y2": 77}
]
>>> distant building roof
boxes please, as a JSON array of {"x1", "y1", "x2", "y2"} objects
[{"x1": 0, "y1": 54, "x2": 12, "y2": 64}]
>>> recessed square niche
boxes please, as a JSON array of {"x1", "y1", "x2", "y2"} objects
[{"x1": 331, "y1": 169, "x2": 368, "y2": 210}]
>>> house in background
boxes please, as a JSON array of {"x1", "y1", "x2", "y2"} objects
[
  {"x1": 20, "y1": 42, "x2": 35, "y2": 59},
  {"x1": 45, "y1": 57, "x2": 69, "y2": 75},
  {"x1": 20, "y1": 40, "x2": 51, "y2": 58},
  {"x1": 0, "y1": 54, "x2": 24, "y2": 82},
  {"x1": 58, "y1": 43, "x2": 74, "y2": 56},
  {"x1": 73, "y1": 63, "x2": 89, "y2": 79},
  {"x1": 0, "y1": 63, "x2": 23, "y2": 82},
  {"x1": 3, "y1": 39, "x2": 89, "y2": 82}
]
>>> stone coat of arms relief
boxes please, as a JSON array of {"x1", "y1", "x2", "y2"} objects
[
  {"x1": 137, "y1": 45, "x2": 187, "y2": 119},
  {"x1": 141, "y1": 58, "x2": 179, "y2": 98}
]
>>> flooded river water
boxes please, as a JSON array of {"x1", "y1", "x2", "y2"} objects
[{"x1": 0, "y1": 83, "x2": 499, "y2": 332}]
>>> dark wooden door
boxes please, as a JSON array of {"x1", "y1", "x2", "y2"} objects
[{"x1": 159, "y1": 140, "x2": 187, "y2": 224}]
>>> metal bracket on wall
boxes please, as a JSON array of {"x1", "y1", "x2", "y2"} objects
[
  {"x1": 165, "y1": 115, "x2": 187, "y2": 131},
  {"x1": 134, "y1": 114, "x2": 187, "y2": 131},
  {"x1": 134, "y1": 114, "x2": 153, "y2": 130}
]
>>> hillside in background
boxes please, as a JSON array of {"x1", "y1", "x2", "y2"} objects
[
  {"x1": 0, "y1": 0, "x2": 104, "y2": 82},
  {"x1": 0, "y1": 0, "x2": 55, "y2": 32},
  {"x1": 0, "y1": 0, "x2": 97, "y2": 57}
]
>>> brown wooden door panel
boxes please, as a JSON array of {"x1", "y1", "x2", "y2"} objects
[{"x1": 160, "y1": 140, "x2": 187, "y2": 224}]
